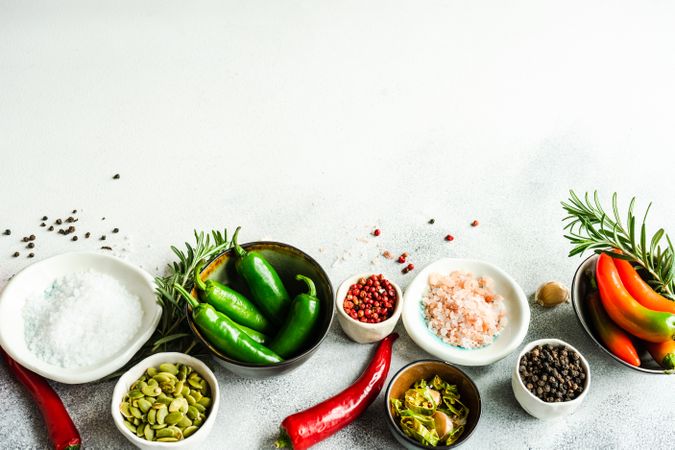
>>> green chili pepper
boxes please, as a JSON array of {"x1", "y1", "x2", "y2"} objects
[
  {"x1": 193, "y1": 262, "x2": 273, "y2": 334},
  {"x1": 236, "y1": 323, "x2": 268, "y2": 345},
  {"x1": 231, "y1": 227, "x2": 290, "y2": 324},
  {"x1": 174, "y1": 284, "x2": 283, "y2": 365},
  {"x1": 268, "y1": 275, "x2": 321, "y2": 358}
]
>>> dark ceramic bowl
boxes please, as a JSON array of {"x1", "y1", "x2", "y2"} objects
[
  {"x1": 571, "y1": 254, "x2": 667, "y2": 374},
  {"x1": 186, "y1": 241, "x2": 334, "y2": 378},
  {"x1": 384, "y1": 360, "x2": 482, "y2": 450}
]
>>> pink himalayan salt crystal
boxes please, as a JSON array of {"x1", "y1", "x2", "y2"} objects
[{"x1": 423, "y1": 270, "x2": 507, "y2": 348}]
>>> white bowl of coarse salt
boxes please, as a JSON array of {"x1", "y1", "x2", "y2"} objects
[
  {"x1": 402, "y1": 258, "x2": 530, "y2": 366},
  {"x1": 0, "y1": 252, "x2": 161, "y2": 384}
]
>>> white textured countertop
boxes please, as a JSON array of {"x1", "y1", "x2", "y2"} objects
[{"x1": 1, "y1": 1, "x2": 674, "y2": 449}]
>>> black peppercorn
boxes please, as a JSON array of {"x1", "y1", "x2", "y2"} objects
[
  {"x1": 4, "y1": 229, "x2": 11, "y2": 236},
  {"x1": 519, "y1": 344, "x2": 586, "y2": 403}
]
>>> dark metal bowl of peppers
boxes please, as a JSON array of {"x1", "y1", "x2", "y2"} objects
[
  {"x1": 182, "y1": 228, "x2": 334, "y2": 378},
  {"x1": 571, "y1": 254, "x2": 670, "y2": 374}
]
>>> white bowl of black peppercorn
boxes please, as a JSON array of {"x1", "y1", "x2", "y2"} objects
[{"x1": 511, "y1": 338, "x2": 591, "y2": 420}]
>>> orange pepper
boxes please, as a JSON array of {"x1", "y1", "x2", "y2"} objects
[
  {"x1": 587, "y1": 290, "x2": 641, "y2": 366},
  {"x1": 613, "y1": 257, "x2": 675, "y2": 314},
  {"x1": 596, "y1": 253, "x2": 675, "y2": 343},
  {"x1": 646, "y1": 340, "x2": 675, "y2": 370}
]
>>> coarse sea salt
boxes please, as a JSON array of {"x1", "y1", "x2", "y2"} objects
[{"x1": 23, "y1": 270, "x2": 144, "y2": 368}]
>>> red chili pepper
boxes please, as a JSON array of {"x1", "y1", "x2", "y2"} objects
[
  {"x1": 275, "y1": 333, "x2": 398, "y2": 450},
  {"x1": 646, "y1": 339, "x2": 675, "y2": 370},
  {"x1": 587, "y1": 289, "x2": 641, "y2": 366},
  {"x1": 596, "y1": 253, "x2": 675, "y2": 343},
  {"x1": 0, "y1": 348, "x2": 81, "y2": 450},
  {"x1": 613, "y1": 257, "x2": 675, "y2": 314}
]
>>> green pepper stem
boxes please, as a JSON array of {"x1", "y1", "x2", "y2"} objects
[
  {"x1": 232, "y1": 226, "x2": 247, "y2": 257},
  {"x1": 194, "y1": 261, "x2": 207, "y2": 291},
  {"x1": 274, "y1": 432, "x2": 291, "y2": 448},
  {"x1": 296, "y1": 274, "x2": 316, "y2": 297},
  {"x1": 173, "y1": 283, "x2": 200, "y2": 310},
  {"x1": 663, "y1": 353, "x2": 675, "y2": 370}
]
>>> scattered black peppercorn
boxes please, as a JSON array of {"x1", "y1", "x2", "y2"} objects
[
  {"x1": 29, "y1": 235, "x2": 36, "y2": 241},
  {"x1": 72, "y1": 236, "x2": 78, "y2": 241},
  {"x1": 22, "y1": 236, "x2": 29, "y2": 242},
  {"x1": 67, "y1": 226, "x2": 75, "y2": 233},
  {"x1": 3, "y1": 229, "x2": 10, "y2": 236},
  {"x1": 113, "y1": 174, "x2": 120, "y2": 179},
  {"x1": 85, "y1": 232, "x2": 91, "y2": 238},
  {"x1": 27, "y1": 242, "x2": 35, "y2": 249},
  {"x1": 519, "y1": 344, "x2": 586, "y2": 403},
  {"x1": 28, "y1": 253, "x2": 34, "y2": 258},
  {"x1": 101, "y1": 246, "x2": 112, "y2": 250},
  {"x1": 100, "y1": 235, "x2": 106, "y2": 240},
  {"x1": 40, "y1": 222, "x2": 46, "y2": 227},
  {"x1": 48, "y1": 226, "x2": 54, "y2": 231},
  {"x1": 112, "y1": 228, "x2": 119, "y2": 233},
  {"x1": 12, "y1": 252, "x2": 19, "y2": 257},
  {"x1": 41, "y1": 216, "x2": 48, "y2": 221},
  {"x1": 58, "y1": 229, "x2": 66, "y2": 235},
  {"x1": 55, "y1": 219, "x2": 62, "y2": 225},
  {"x1": 428, "y1": 218, "x2": 435, "y2": 224},
  {"x1": 72, "y1": 209, "x2": 77, "y2": 214}
]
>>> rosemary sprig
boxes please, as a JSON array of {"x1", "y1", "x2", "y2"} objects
[
  {"x1": 105, "y1": 229, "x2": 231, "y2": 380},
  {"x1": 561, "y1": 191, "x2": 675, "y2": 300}
]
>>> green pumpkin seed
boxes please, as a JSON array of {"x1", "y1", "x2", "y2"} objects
[
  {"x1": 159, "y1": 363, "x2": 179, "y2": 375},
  {"x1": 156, "y1": 437, "x2": 178, "y2": 442},
  {"x1": 128, "y1": 390, "x2": 144, "y2": 400},
  {"x1": 178, "y1": 416, "x2": 192, "y2": 428},
  {"x1": 144, "y1": 424, "x2": 155, "y2": 441},
  {"x1": 186, "y1": 405, "x2": 199, "y2": 420},
  {"x1": 174, "y1": 381, "x2": 184, "y2": 396},
  {"x1": 146, "y1": 367, "x2": 158, "y2": 377},
  {"x1": 138, "y1": 399, "x2": 152, "y2": 413},
  {"x1": 147, "y1": 408, "x2": 157, "y2": 425},
  {"x1": 192, "y1": 416, "x2": 203, "y2": 427},
  {"x1": 194, "y1": 403, "x2": 206, "y2": 413},
  {"x1": 136, "y1": 423, "x2": 145, "y2": 437},
  {"x1": 156, "y1": 406, "x2": 168, "y2": 425},
  {"x1": 187, "y1": 377, "x2": 202, "y2": 389},
  {"x1": 142, "y1": 384, "x2": 162, "y2": 397},
  {"x1": 130, "y1": 406, "x2": 142, "y2": 419},
  {"x1": 120, "y1": 402, "x2": 132, "y2": 418},
  {"x1": 198, "y1": 397, "x2": 211, "y2": 408},
  {"x1": 186, "y1": 394, "x2": 196, "y2": 406},
  {"x1": 183, "y1": 425, "x2": 198, "y2": 438},
  {"x1": 165, "y1": 411, "x2": 184, "y2": 425},
  {"x1": 192, "y1": 390, "x2": 203, "y2": 402},
  {"x1": 151, "y1": 423, "x2": 167, "y2": 430},
  {"x1": 156, "y1": 393, "x2": 172, "y2": 405},
  {"x1": 156, "y1": 428, "x2": 177, "y2": 438},
  {"x1": 123, "y1": 420, "x2": 137, "y2": 434}
]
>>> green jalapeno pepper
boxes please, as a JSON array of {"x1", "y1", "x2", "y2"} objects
[
  {"x1": 193, "y1": 262, "x2": 273, "y2": 334},
  {"x1": 268, "y1": 275, "x2": 321, "y2": 358},
  {"x1": 231, "y1": 227, "x2": 290, "y2": 324},
  {"x1": 236, "y1": 323, "x2": 268, "y2": 345},
  {"x1": 174, "y1": 284, "x2": 283, "y2": 364}
]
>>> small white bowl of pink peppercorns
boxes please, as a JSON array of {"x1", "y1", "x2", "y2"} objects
[{"x1": 335, "y1": 273, "x2": 403, "y2": 344}]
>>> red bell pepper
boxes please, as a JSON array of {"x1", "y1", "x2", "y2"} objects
[
  {"x1": 613, "y1": 257, "x2": 675, "y2": 314},
  {"x1": 275, "y1": 333, "x2": 398, "y2": 449},
  {"x1": 596, "y1": 253, "x2": 675, "y2": 343},
  {"x1": 586, "y1": 290, "x2": 640, "y2": 366},
  {"x1": 1, "y1": 348, "x2": 81, "y2": 450}
]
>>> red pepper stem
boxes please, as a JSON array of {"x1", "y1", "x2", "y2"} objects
[
  {"x1": 232, "y1": 226, "x2": 247, "y2": 257},
  {"x1": 173, "y1": 283, "x2": 200, "y2": 310},
  {"x1": 274, "y1": 432, "x2": 292, "y2": 448},
  {"x1": 194, "y1": 261, "x2": 207, "y2": 291},
  {"x1": 295, "y1": 274, "x2": 316, "y2": 297}
]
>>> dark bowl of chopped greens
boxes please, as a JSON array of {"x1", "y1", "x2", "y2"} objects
[{"x1": 385, "y1": 360, "x2": 481, "y2": 449}]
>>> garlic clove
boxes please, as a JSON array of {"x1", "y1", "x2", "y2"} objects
[{"x1": 535, "y1": 281, "x2": 570, "y2": 308}]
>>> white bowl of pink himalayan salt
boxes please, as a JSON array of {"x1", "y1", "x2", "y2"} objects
[
  {"x1": 402, "y1": 258, "x2": 530, "y2": 366},
  {"x1": 0, "y1": 252, "x2": 161, "y2": 384}
]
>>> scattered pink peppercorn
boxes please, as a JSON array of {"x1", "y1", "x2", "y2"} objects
[
  {"x1": 445, "y1": 234, "x2": 454, "y2": 241},
  {"x1": 471, "y1": 220, "x2": 479, "y2": 227},
  {"x1": 372, "y1": 228, "x2": 381, "y2": 236}
]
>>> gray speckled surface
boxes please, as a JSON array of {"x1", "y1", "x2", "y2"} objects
[{"x1": 2, "y1": 1, "x2": 675, "y2": 449}]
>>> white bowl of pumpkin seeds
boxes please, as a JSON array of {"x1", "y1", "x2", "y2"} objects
[{"x1": 111, "y1": 352, "x2": 220, "y2": 449}]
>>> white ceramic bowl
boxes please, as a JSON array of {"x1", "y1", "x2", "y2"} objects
[
  {"x1": 402, "y1": 258, "x2": 529, "y2": 366},
  {"x1": 335, "y1": 273, "x2": 403, "y2": 344},
  {"x1": 0, "y1": 252, "x2": 161, "y2": 384},
  {"x1": 111, "y1": 352, "x2": 220, "y2": 450},
  {"x1": 511, "y1": 338, "x2": 591, "y2": 420}
]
